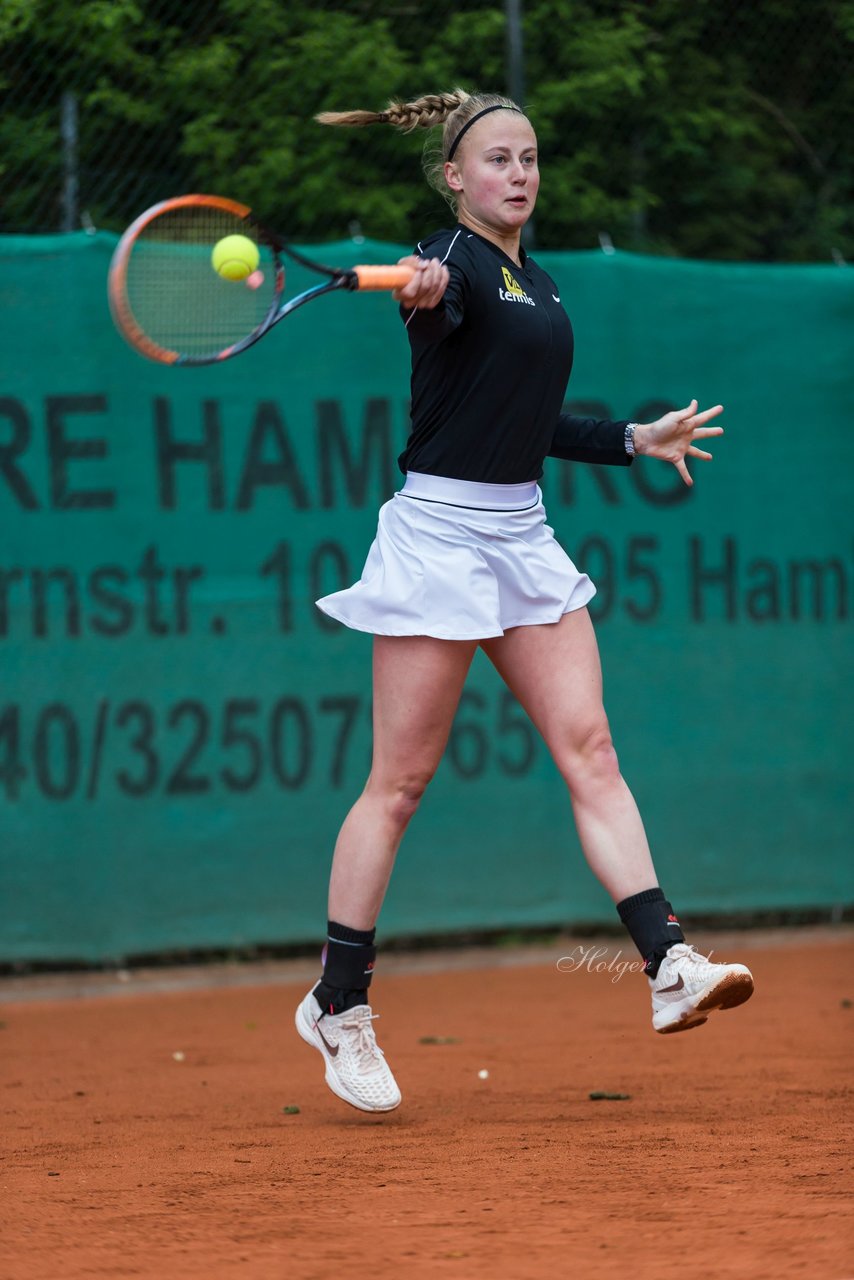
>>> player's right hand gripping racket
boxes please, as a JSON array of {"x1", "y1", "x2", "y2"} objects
[{"x1": 107, "y1": 193, "x2": 415, "y2": 365}]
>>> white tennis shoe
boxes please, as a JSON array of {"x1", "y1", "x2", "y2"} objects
[
  {"x1": 650, "y1": 943, "x2": 754, "y2": 1034},
  {"x1": 295, "y1": 986, "x2": 401, "y2": 1112}
]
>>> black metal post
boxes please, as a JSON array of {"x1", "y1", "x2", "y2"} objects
[{"x1": 61, "y1": 91, "x2": 78, "y2": 233}]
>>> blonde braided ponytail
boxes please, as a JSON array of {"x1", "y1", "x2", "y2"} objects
[
  {"x1": 316, "y1": 89, "x2": 470, "y2": 133},
  {"x1": 316, "y1": 88, "x2": 528, "y2": 212}
]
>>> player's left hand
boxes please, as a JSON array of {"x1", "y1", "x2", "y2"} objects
[
  {"x1": 393, "y1": 255, "x2": 450, "y2": 309},
  {"x1": 633, "y1": 400, "x2": 724, "y2": 486}
]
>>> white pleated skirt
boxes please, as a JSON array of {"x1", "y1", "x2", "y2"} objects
[{"x1": 315, "y1": 472, "x2": 596, "y2": 640}]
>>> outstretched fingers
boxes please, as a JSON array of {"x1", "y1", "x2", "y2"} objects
[
  {"x1": 690, "y1": 403, "x2": 724, "y2": 429},
  {"x1": 693, "y1": 424, "x2": 724, "y2": 439},
  {"x1": 640, "y1": 400, "x2": 725, "y2": 485},
  {"x1": 676, "y1": 457, "x2": 693, "y2": 486}
]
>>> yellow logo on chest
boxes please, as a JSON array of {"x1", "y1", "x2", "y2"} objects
[{"x1": 499, "y1": 266, "x2": 535, "y2": 306}]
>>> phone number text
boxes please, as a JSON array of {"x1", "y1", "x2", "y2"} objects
[{"x1": 0, "y1": 690, "x2": 538, "y2": 802}]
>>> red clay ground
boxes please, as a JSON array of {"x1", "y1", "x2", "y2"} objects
[{"x1": 2, "y1": 929, "x2": 852, "y2": 1280}]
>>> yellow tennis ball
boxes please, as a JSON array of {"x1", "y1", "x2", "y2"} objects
[{"x1": 211, "y1": 234, "x2": 260, "y2": 281}]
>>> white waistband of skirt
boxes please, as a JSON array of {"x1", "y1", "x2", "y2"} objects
[{"x1": 400, "y1": 471, "x2": 540, "y2": 511}]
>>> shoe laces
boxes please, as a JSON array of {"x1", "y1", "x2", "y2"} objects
[
  {"x1": 668, "y1": 943, "x2": 714, "y2": 970},
  {"x1": 341, "y1": 1008, "x2": 386, "y2": 1072}
]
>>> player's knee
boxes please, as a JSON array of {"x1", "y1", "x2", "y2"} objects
[
  {"x1": 383, "y1": 772, "x2": 435, "y2": 827},
  {"x1": 558, "y1": 721, "x2": 620, "y2": 790}
]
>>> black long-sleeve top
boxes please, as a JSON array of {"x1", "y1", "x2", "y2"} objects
[{"x1": 398, "y1": 225, "x2": 632, "y2": 482}]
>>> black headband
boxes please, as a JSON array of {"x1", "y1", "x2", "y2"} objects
[{"x1": 447, "y1": 104, "x2": 524, "y2": 162}]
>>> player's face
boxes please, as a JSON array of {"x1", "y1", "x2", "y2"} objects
[{"x1": 445, "y1": 112, "x2": 539, "y2": 238}]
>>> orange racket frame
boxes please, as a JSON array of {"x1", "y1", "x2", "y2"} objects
[{"x1": 108, "y1": 193, "x2": 415, "y2": 365}]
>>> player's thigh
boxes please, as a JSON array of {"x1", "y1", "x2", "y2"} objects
[
  {"x1": 370, "y1": 634, "x2": 479, "y2": 784},
  {"x1": 480, "y1": 609, "x2": 609, "y2": 756}
]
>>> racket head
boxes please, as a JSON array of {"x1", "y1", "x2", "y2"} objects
[{"x1": 108, "y1": 194, "x2": 284, "y2": 365}]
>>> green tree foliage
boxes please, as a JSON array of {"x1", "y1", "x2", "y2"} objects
[{"x1": 1, "y1": 0, "x2": 851, "y2": 260}]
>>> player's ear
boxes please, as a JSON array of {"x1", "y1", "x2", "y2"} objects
[{"x1": 444, "y1": 161, "x2": 463, "y2": 193}]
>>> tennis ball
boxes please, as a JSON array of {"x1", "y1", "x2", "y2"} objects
[{"x1": 211, "y1": 234, "x2": 260, "y2": 282}]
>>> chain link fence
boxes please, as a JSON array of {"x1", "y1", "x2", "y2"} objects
[{"x1": 1, "y1": 0, "x2": 852, "y2": 260}]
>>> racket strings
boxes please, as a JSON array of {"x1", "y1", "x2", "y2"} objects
[{"x1": 122, "y1": 206, "x2": 278, "y2": 359}]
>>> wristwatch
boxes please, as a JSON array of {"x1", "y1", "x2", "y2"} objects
[{"x1": 624, "y1": 423, "x2": 639, "y2": 457}]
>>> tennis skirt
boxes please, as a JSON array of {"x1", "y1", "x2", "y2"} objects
[{"x1": 315, "y1": 471, "x2": 596, "y2": 640}]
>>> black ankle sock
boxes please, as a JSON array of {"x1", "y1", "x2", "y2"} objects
[
  {"x1": 315, "y1": 920, "x2": 376, "y2": 1015},
  {"x1": 616, "y1": 888, "x2": 685, "y2": 978}
]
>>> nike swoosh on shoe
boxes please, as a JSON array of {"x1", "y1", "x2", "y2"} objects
[
  {"x1": 657, "y1": 974, "x2": 685, "y2": 993},
  {"x1": 314, "y1": 1021, "x2": 339, "y2": 1057}
]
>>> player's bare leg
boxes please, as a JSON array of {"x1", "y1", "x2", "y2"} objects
[
  {"x1": 481, "y1": 608, "x2": 753, "y2": 1032},
  {"x1": 329, "y1": 633, "x2": 479, "y2": 928},
  {"x1": 482, "y1": 608, "x2": 653, "y2": 899},
  {"x1": 296, "y1": 634, "x2": 478, "y2": 1110}
]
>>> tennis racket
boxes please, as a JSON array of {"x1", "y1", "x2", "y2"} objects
[{"x1": 107, "y1": 193, "x2": 415, "y2": 365}]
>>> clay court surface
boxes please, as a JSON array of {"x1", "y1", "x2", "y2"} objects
[{"x1": 2, "y1": 928, "x2": 852, "y2": 1279}]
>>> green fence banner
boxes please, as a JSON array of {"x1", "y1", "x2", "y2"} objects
[{"x1": 2, "y1": 233, "x2": 852, "y2": 963}]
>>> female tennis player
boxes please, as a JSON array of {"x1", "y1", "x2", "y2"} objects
[{"x1": 295, "y1": 89, "x2": 754, "y2": 1113}]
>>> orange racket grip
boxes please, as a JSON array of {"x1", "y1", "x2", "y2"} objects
[{"x1": 353, "y1": 265, "x2": 416, "y2": 291}]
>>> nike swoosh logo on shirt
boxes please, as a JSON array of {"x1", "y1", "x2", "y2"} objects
[{"x1": 552, "y1": 294, "x2": 560, "y2": 302}]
